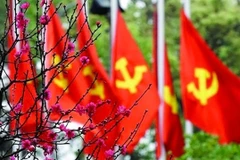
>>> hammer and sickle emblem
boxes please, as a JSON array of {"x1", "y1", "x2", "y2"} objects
[
  {"x1": 115, "y1": 57, "x2": 147, "y2": 93},
  {"x1": 164, "y1": 86, "x2": 178, "y2": 114},
  {"x1": 187, "y1": 68, "x2": 219, "y2": 106},
  {"x1": 52, "y1": 55, "x2": 71, "y2": 92},
  {"x1": 27, "y1": 80, "x2": 34, "y2": 85},
  {"x1": 83, "y1": 65, "x2": 105, "y2": 100}
]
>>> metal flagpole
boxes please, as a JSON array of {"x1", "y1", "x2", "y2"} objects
[
  {"x1": 81, "y1": 0, "x2": 89, "y2": 15},
  {"x1": 181, "y1": 0, "x2": 193, "y2": 137},
  {"x1": 157, "y1": 0, "x2": 166, "y2": 159},
  {"x1": 110, "y1": 0, "x2": 117, "y2": 79},
  {"x1": 183, "y1": 0, "x2": 191, "y2": 18},
  {"x1": 15, "y1": 0, "x2": 20, "y2": 51}
]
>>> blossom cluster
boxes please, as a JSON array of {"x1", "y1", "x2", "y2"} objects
[
  {"x1": 5, "y1": 1, "x2": 134, "y2": 160},
  {"x1": 16, "y1": 12, "x2": 29, "y2": 30}
]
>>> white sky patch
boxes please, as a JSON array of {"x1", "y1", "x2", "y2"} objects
[
  {"x1": 134, "y1": 11, "x2": 141, "y2": 18},
  {"x1": 152, "y1": 0, "x2": 157, "y2": 3},
  {"x1": 119, "y1": 0, "x2": 131, "y2": 10},
  {"x1": 36, "y1": 60, "x2": 41, "y2": 70},
  {"x1": 136, "y1": 1, "x2": 146, "y2": 9}
]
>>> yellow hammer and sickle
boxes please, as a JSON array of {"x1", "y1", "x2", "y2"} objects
[
  {"x1": 27, "y1": 79, "x2": 33, "y2": 84},
  {"x1": 82, "y1": 65, "x2": 105, "y2": 100},
  {"x1": 164, "y1": 86, "x2": 178, "y2": 114},
  {"x1": 52, "y1": 55, "x2": 71, "y2": 92},
  {"x1": 187, "y1": 68, "x2": 219, "y2": 106},
  {"x1": 115, "y1": 57, "x2": 147, "y2": 93}
]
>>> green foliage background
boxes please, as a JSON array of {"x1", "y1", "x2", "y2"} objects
[{"x1": 2, "y1": 0, "x2": 240, "y2": 159}]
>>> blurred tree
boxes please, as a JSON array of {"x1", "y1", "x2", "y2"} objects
[
  {"x1": 0, "y1": 2, "x2": 6, "y2": 36},
  {"x1": 191, "y1": 0, "x2": 240, "y2": 76},
  {"x1": 179, "y1": 131, "x2": 240, "y2": 160}
]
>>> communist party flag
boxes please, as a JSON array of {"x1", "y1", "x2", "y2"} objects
[
  {"x1": 76, "y1": 1, "x2": 119, "y2": 158},
  {"x1": 152, "y1": 9, "x2": 184, "y2": 158},
  {"x1": 180, "y1": 9, "x2": 240, "y2": 143},
  {"x1": 162, "y1": 50, "x2": 185, "y2": 157},
  {"x1": 45, "y1": 4, "x2": 89, "y2": 123},
  {"x1": 153, "y1": 48, "x2": 185, "y2": 158},
  {"x1": 8, "y1": 0, "x2": 50, "y2": 143},
  {"x1": 46, "y1": 2, "x2": 118, "y2": 158},
  {"x1": 112, "y1": 10, "x2": 160, "y2": 152}
]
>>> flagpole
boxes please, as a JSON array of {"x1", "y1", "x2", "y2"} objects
[
  {"x1": 110, "y1": 0, "x2": 117, "y2": 79},
  {"x1": 15, "y1": 0, "x2": 20, "y2": 51},
  {"x1": 182, "y1": 0, "x2": 190, "y2": 18},
  {"x1": 157, "y1": 0, "x2": 166, "y2": 160},
  {"x1": 181, "y1": 0, "x2": 193, "y2": 141}
]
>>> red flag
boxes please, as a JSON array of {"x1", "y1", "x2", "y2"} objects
[
  {"x1": 46, "y1": 2, "x2": 119, "y2": 158},
  {"x1": 112, "y1": 11, "x2": 160, "y2": 152},
  {"x1": 162, "y1": 52, "x2": 185, "y2": 157},
  {"x1": 8, "y1": 1, "x2": 50, "y2": 144},
  {"x1": 45, "y1": 4, "x2": 89, "y2": 123},
  {"x1": 153, "y1": 48, "x2": 185, "y2": 158},
  {"x1": 180, "y1": 9, "x2": 240, "y2": 143},
  {"x1": 152, "y1": 8, "x2": 184, "y2": 158},
  {"x1": 76, "y1": 1, "x2": 119, "y2": 158}
]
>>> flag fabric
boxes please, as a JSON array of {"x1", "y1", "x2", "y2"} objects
[
  {"x1": 8, "y1": 0, "x2": 50, "y2": 144},
  {"x1": 46, "y1": 2, "x2": 119, "y2": 158},
  {"x1": 153, "y1": 49, "x2": 185, "y2": 158},
  {"x1": 180, "y1": 9, "x2": 240, "y2": 143},
  {"x1": 152, "y1": 8, "x2": 184, "y2": 158},
  {"x1": 45, "y1": 3, "x2": 89, "y2": 123},
  {"x1": 162, "y1": 51, "x2": 185, "y2": 157},
  {"x1": 112, "y1": 10, "x2": 160, "y2": 153},
  {"x1": 76, "y1": 1, "x2": 119, "y2": 158},
  {"x1": 76, "y1": 1, "x2": 118, "y2": 124}
]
